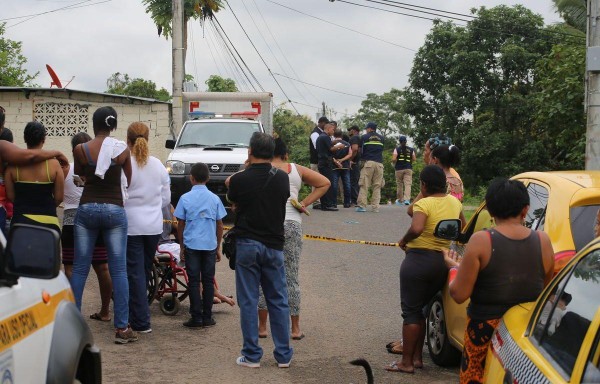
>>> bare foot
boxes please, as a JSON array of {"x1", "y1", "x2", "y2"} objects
[
  {"x1": 213, "y1": 297, "x2": 222, "y2": 304},
  {"x1": 414, "y1": 360, "x2": 424, "y2": 369},
  {"x1": 222, "y1": 295, "x2": 235, "y2": 306},
  {"x1": 385, "y1": 361, "x2": 414, "y2": 374}
]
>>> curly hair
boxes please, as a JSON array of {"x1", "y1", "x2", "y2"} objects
[
  {"x1": 24, "y1": 121, "x2": 46, "y2": 148},
  {"x1": 127, "y1": 122, "x2": 149, "y2": 167}
]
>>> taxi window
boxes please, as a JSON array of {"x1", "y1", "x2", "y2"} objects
[
  {"x1": 582, "y1": 333, "x2": 600, "y2": 383},
  {"x1": 570, "y1": 205, "x2": 600, "y2": 251},
  {"x1": 531, "y1": 249, "x2": 600, "y2": 380},
  {"x1": 525, "y1": 183, "x2": 549, "y2": 230}
]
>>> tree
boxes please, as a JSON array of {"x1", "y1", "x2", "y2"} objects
[
  {"x1": 0, "y1": 23, "x2": 38, "y2": 86},
  {"x1": 552, "y1": 0, "x2": 586, "y2": 33},
  {"x1": 142, "y1": 0, "x2": 224, "y2": 67},
  {"x1": 403, "y1": 5, "x2": 583, "y2": 189},
  {"x1": 205, "y1": 75, "x2": 238, "y2": 92},
  {"x1": 106, "y1": 72, "x2": 171, "y2": 102},
  {"x1": 343, "y1": 89, "x2": 412, "y2": 140},
  {"x1": 273, "y1": 107, "x2": 313, "y2": 166}
]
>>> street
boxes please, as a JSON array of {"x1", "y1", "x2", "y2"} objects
[{"x1": 80, "y1": 204, "x2": 459, "y2": 383}]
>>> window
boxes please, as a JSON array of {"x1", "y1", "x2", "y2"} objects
[
  {"x1": 582, "y1": 333, "x2": 600, "y2": 383},
  {"x1": 525, "y1": 183, "x2": 549, "y2": 230},
  {"x1": 532, "y1": 249, "x2": 600, "y2": 379},
  {"x1": 570, "y1": 205, "x2": 600, "y2": 252},
  {"x1": 177, "y1": 121, "x2": 260, "y2": 148},
  {"x1": 33, "y1": 102, "x2": 89, "y2": 136}
]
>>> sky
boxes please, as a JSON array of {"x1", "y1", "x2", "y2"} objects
[{"x1": 4, "y1": 0, "x2": 562, "y2": 121}]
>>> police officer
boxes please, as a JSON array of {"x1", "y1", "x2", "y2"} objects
[
  {"x1": 309, "y1": 116, "x2": 329, "y2": 209},
  {"x1": 392, "y1": 135, "x2": 416, "y2": 205},
  {"x1": 356, "y1": 122, "x2": 384, "y2": 213}
]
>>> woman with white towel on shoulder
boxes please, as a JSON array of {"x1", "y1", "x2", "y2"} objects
[{"x1": 71, "y1": 106, "x2": 137, "y2": 344}]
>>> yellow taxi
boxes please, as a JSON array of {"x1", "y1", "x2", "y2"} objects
[
  {"x1": 427, "y1": 171, "x2": 600, "y2": 366},
  {"x1": 0, "y1": 224, "x2": 101, "y2": 383},
  {"x1": 484, "y1": 236, "x2": 600, "y2": 383}
]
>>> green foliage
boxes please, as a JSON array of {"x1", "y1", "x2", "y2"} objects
[
  {"x1": 141, "y1": 0, "x2": 224, "y2": 38},
  {"x1": 404, "y1": 5, "x2": 586, "y2": 192},
  {"x1": 273, "y1": 107, "x2": 314, "y2": 166},
  {"x1": 343, "y1": 88, "x2": 412, "y2": 140},
  {"x1": 205, "y1": 75, "x2": 238, "y2": 92},
  {"x1": 106, "y1": 72, "x2": 171, "y2": 102},
  {"x1": 0, "y1": 23, "x2": 38, "y2": 86},
  {"x1": 552, "y1": 0, "x2": 586, "y2": 33}
]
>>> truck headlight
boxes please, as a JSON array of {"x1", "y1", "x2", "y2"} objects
[{"x1": 166, "y1": 160, "x2": 185, "y2": 175}]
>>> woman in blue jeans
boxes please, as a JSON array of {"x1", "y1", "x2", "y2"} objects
[{"x1": 71, "y1": 106, "x2": 135, "y2": 344}]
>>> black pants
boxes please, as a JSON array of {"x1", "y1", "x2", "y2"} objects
[
  {"x1": 318, "y1": 163, "x2": 336, "y2": 207},
  {"x1": 350, "y1": 162, "x2": 360, "y2": 204}
]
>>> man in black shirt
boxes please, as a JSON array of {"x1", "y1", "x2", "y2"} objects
[
  {"x1": 309, "y1": 116, "x2": 329, "y2": 209},
  {"x1": 316, "y1": 123, "x2": 345, "y2": 211},
  {"x1": 348, "y1": 125, "x2": 361, "y2": 206},
  {"x1": 227, "y1": 132, "x2": 293, "y2": 369}
]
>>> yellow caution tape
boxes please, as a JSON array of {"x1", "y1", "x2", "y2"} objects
[{"x1": 165, "y1": 222, "x2": 399, "y2": 247}]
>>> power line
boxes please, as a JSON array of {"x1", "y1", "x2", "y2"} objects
[
  {"x1": 203, "y1": 25, "x2": 225, "y2": 77},
  {"x1": 210, "y1": 17, "x2": 265, "y2": 92},
  {"x1": 251, "y1": 0, "x2": 322, "y2": 105},
  {"x1": 188, "y1": 20, "x2": 200, "y2": 90},
  {"x1": 264, "y1": 0, "x2": 417, "y2": 52},
  {"x1": 272, "y1": 72, "x2": 366, "y2": 99},
  {"x1": 239, "y1": 0, "x2": 311, "y2": 105},
  {"x1": 4, "y1": 0, "x2": 112, "y2": 28},
  {"x1": 209, "y1": 21, "x2": 257, "y2": 92},
  {"x1": 359, "y1": 0, "x2": 471, "y2": 22},
  {"x1": 207, "y1": 23, "x2": 244, "y2": 89},
  {"x1": 375, "y1": 0, "x2": 475, "y2": 19},
  {"x1": 222, "y1": 0, "x2": 300, "y2": 115}
]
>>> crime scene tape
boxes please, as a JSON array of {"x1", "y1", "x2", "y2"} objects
[{"x1": 164, "y1": 221, "x2": 400, "y2": 247}]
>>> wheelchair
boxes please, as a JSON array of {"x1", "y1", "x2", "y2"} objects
[{"x1": 147, "y1": 246, "x2": 189, "y2": 316}]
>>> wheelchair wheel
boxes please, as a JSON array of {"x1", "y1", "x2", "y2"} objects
[
  {"x1": 160, "y1": 294, "x2": 180, "y2": 316},
  {"x1": 147, "y1": 263, "x2": 159, "y2": 304}
]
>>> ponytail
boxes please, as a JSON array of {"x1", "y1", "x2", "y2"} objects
[{"x1": 127, "y1": 122, "x2": 150, "y2": 167}]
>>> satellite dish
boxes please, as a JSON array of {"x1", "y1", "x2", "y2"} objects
[
  {"x1": 46, "y1": 65, "x2": 75, "y2": 89},
  {"x1": 46, "y1": 65, "x2": 63, "y2": 88}
]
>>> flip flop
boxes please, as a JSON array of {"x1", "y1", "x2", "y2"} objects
[
  {"x1": 387, "y1": 344, "x2": 403, "y2": 355},
  {"x1": 89, "y1": 313, "x2": 111, "y2": 322},
  {"x1": 385, "y1": 361, "x2": 414, "y2": 374},
  {"x1": 291, "y1": 334, "x2": 305, "y2": 340},
  {"x1": 385, "y1": 340, "x2": 402, "y2": 349},
  {"x1": 259, "y1": 334, "x2": 268, "y2": 339}
]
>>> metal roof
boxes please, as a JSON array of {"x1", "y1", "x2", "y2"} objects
[{"x1": 0, "y1": 87, "x2": 171, "y2": 104}]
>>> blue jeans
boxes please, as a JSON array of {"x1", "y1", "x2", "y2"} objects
[
  {"x1": 333, "y1": 168, "x2": 351, "y2": 206},
  {"x1": 127, "y1": 234, "x2": 160, "y2": 331},
  {"x1": 185, "y1": 248, "x2": 216, "y2": 322},
  {"x1": 72, "y1": 203, "x2": 129, "y2": 329},
  {"x1": 235, "y1": 238, "x2": 293, "y2": 364}
]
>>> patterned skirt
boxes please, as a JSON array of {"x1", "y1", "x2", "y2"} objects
[{"x1": 460, "y1": 316, "x2": 501, "y2": 384}]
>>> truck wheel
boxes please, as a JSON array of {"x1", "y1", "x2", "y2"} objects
[
  {"x1": 426, "y1": 293, "x2": 461, "y2": 366},
  {"x1": 160, "y1": 294, "x2": 180, "y2": 316}
]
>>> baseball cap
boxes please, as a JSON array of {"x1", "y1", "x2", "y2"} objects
[
  {"x1": 366, "y1": 122, "x2": 377, "y2": 130},
  {"x1": 399, "y1": 135, "x2": 407, "y2": 142}
]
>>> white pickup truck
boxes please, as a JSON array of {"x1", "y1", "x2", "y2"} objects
[{"x1": 165, "y1": 92, "x2": 273, "y2": 207}]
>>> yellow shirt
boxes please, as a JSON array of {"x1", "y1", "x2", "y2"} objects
[{"x1": 408, "y1": 195, "x2": 462, "y2": 251}]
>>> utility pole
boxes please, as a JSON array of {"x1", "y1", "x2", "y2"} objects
[
  {"x1": 322, "y1": 102, "x2": 326, "y2": 119},
  {"x1": 586, "y1": 0, "x2": 600, "y2": 169},
  {"x1": 172, "y1": 0, "x2": 184, "y2": 136}
]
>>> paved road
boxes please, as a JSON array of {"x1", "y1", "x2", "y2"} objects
[{"x1": 80, "y1": 204, "x2": 460, "y2": 383}]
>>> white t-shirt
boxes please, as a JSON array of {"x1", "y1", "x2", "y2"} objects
[
  {"x1": 284, "y1": 163, "x2": 303, "y2": 223},
  {"x1": 63, "y1": 163, "x2": 83, "y2": 210},
  {"x1": 124, "y1": 155, "x2": 171, "y2": 235}
]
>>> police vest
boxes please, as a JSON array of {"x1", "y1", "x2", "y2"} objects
[
  {"x1": 309, "y1": 126, "x2": 322, "y2": 164},
  {"x1": 395, "y1": 146, "x2": 413, "y2": 170}
]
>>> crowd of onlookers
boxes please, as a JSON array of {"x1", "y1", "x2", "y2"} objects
[{"x1": 0, "y1": 104, "x2": 561, "y2": 380}]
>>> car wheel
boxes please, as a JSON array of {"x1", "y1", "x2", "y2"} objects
[
  {"x1": 160, "y1": 294, "x2": 181, "y2": 316},
  {"x1": 426, "y1": 293, "x2": 461, "y2": 366}
]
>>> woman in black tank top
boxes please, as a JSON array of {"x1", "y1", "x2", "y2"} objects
[{"x1": 443, "y1": 178, "x2": 555, "y2": 384}]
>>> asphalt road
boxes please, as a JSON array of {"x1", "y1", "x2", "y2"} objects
[{"x1": 79, "y1": 203, "x2": 460, "y2": 383}]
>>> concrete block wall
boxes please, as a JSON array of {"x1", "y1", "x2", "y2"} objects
[{"x1": 1, "y1": 90, "x2": 173, "y2": 163}]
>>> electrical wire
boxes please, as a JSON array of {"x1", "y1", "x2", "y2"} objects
[
  {"x1": 210, "y1": 18, "x2": 265, "y2": 92},
  {"x1": 222, "y1": 0, "x2": 300, "y2": 114},
  {"x1": 239, "y1": 0, "x2": 311, "y2": 105},
  {"x1": 203, "y1": 25, "x2": 225, "y2": 77},
  {"x1": 251, "y1": 0, "x2": 322, "y2": 105},
  {"x1": 272, "y1": 72, "x2": 366, "y2": 99},
  {"x1": 207, "y1": 23, "x2": 243, "y2": 88},
  {"x1": 5, "y1": 0, "x2": 112, "y2": 28},
  {"x1": 1, "y1": 0, "x2": 93, "y2": 21},
  {"x1": 188, "y1": 20, "x2": 200, "y2": 90},
  {"x1": 264, "y1": 0, "x2": 417, "y2": 52},
  {"x1": 209, "y1": 21, "x2": 255, "y2": 92}
]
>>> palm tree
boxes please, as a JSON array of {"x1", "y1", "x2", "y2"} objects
[
  {"x1": 142, "y1": 0, "x2": 224, "y2": 65},
  {"x1": 552, "y1": 0, "x2": 586, "y2": 33}
]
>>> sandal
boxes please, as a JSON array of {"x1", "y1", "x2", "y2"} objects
[
  {"x1": 90, "y1": 312, "x2": 111, "y2": 322},
  {"x1": 385, "y1": 340, "x2": 402, "y2": 349},
  {"x1": 385, "y1": 361, "x2": 414, "y2": 374},
  {"x1": 387, "y1": 343, "x2": 403, "y2": 355}
]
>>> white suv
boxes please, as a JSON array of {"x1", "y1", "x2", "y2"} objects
[{"x1": 0, "y1": 224, "x2": 101, "y2": 383}]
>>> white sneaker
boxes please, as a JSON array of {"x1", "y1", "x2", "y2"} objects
[
  {"x1": 236, "y1": 356, "x2": 260, "y2": 368},
  {"x1": 278, "y1": 359, "x2": 291, "y2": 368}
]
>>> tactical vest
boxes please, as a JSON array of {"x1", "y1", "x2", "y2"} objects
[{"x1": 395, "y1": 146, "x2": 413, "y2": 170}]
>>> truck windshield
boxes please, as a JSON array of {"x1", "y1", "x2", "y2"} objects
[{"x1": 177, "y1": 121, "x2": 260, "y2": 148}]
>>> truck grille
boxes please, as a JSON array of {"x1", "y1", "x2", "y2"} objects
[{"x1": 205, "y1": 164, "x2": 241, "y2": 173}]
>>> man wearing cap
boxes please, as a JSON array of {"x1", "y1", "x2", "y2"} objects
[
  {"x1": 392, "y1": 136, "x2": 416, "y2": 205},
  {"x1": 356, "y1": 122, "x2": 385, "y2": 213},
  {"x1": 316, "y1": 123, "x2": 345, "y2": 211},
  {"x1": 309, "y1": 116, "x2": 329, "y2": 209},
  {"x1": 348, "y1": 126, "x2": 361, "y2": 206}
]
